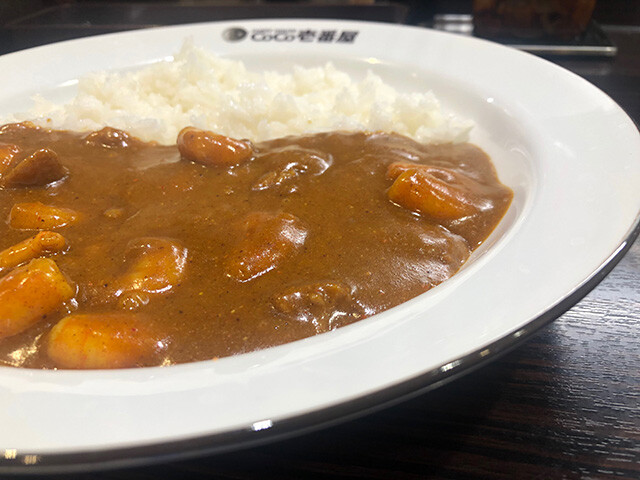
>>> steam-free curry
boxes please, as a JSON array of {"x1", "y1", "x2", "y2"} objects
[{"x1": 0, "y1": 122, "x2": 512, "y2": 369}]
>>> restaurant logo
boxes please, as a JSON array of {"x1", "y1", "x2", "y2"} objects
[
  {"x1": 222, "y1": 27, "x2": 359, "y2": 44},
  {"x1": 222, "y1": 27, "x2": 248, "y2": 42}
]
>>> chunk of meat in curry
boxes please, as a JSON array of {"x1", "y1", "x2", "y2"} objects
[{"x1": 0, "y1": 123, "x2": 512, "y2": 369}]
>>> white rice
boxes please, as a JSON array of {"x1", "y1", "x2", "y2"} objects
[{"x1": 10, "y1": 41, "x2": 473, "y2": 145}]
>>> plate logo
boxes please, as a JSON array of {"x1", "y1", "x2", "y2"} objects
[
  {"x1": 223, "y1": 27, "x2": 248, "y2": 42},
  {"x1": 222, "y1": 27, "x2": 359, "y2": 44}
]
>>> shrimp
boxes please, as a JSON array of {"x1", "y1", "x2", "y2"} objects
[
  {"x1": 387, "y1": 165, "x2": 479, "y2": 220},
  {"x1": 1, "y1": 148, "x2": 67, "y2": 187},
  {"x1": 0, "y1": 143, "x2": 21, "y2": 176},
  {"x1": 8, "y1": 201, "x2": 81, "y2": 230},
  {"x1": 177, "y1": 127, "x2": 253, "y2": 167},
  {"x1": 0, "y1": 258, "x2": 75, "y2": 340},
  {"x1": 0, "y1": 231, "x2": 67, "y2": 275},
  {"x1": 116, "y1": 237, "x2": 188, "y2": 298},
  {"x1": 84, "y1": 127, "x2": 140, "y2": 149},
  {"x1": 0, "y1": 121, "x2": 40, "y2": 134},
  {"x1": 46, "y1": 313, "x2": 170, "y2": 369},
  {"x1": 84, "y1": 238, "x2": 187, "y2": 310},
  {"x1": 225, "y1": 212, "x2": 307, "y2": 282}
]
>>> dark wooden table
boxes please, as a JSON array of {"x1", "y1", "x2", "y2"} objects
[{"x1": 1, "y1": 7, "x2": 639, "y2": 479}]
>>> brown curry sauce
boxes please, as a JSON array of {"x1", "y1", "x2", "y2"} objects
[{"x1": 0, "y1": 123, "x2": 512, "y2": 368}]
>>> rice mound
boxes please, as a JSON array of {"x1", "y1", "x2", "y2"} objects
[{"x1": 11, "y1": 41, "x2": 473, "y2": 145}]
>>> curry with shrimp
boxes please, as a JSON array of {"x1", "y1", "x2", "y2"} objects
[{"x1": 0, "y1": 122, "x2": 512, "y2": 369}]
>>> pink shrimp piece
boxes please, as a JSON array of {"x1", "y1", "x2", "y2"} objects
[
  {"x1": 8, "y1": 202, "x2": 81, "y2": 230},
  {"x1": 0, "y1": 258, "x2": 75, "y2": 340},
  {"x1": 0, "y1": 231, "x2": 67, "y2": 275},
  {"x1": 177, "y1": 127, "x2": 253, "y2": 167},
  {"x1": 46, "y1": 313, "x2": 170, "y2": 369}
]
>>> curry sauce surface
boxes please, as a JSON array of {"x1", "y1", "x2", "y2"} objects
[{"x1": 0, "y1": 124, "x2": 512, "y2": 368}]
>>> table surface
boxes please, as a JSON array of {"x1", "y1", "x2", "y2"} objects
[{"x1": 1, "y1": 7, "x2": 639, "y2": 480}]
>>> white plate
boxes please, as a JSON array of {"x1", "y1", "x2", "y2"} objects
[{"x1": 0, "y1": 19, "x2": 639, "y2": 473}]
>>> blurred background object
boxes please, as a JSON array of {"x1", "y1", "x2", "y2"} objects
[
  {"x1": 0, "y1": 0, "x2": 637, "y2": 60},
  {"x1": 1, "y1": 0, "x2": 639, "y2": 27},
  {"x1": 472, "y1": 0, "x2": 597, "y2": 40}
]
